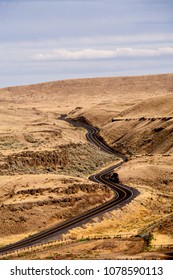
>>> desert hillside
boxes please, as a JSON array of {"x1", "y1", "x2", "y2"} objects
[
  {"x1": 0, "y1": 73, "x2": 173, "y2": 259},
  {"x1": 70, "y1": 94, "x2": 173, "y2": 155},
  {"x1": 1, "y1": 73, "x2": 173, "y2": 107}
]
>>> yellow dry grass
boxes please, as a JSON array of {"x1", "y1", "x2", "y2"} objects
[
  {"x1": 0, "y1": 73, "x2": 173, "y2": 259},
  {"x1": 0, "y1": 232, "x2": 36, "y2": 247}
]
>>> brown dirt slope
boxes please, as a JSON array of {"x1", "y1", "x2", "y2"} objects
[
  {"x1": 0, "y1": 174, "x2": 114, "y2": 246},
  {"x1": 1, "y1": 73, "x2": 173, "y2": 107},
  {"x1": 117, "y1": 94, "x2": 173, "y2": 118},
  {"x1": 70, "y1": 94, "x2": 173, "y2": 155},
  {"x1": 0, "y1": 73, "x2": 173, "y2": 258}
]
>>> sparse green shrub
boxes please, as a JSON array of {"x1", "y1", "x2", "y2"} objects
[
  {"x1": 144, "y1": 232, "x2": 154, "y2": 250},
  {"x1": 79, "y1": 237, "x2": 90, "y2": 242}
]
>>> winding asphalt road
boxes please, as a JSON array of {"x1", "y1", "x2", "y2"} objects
[{"x1": 0, "y1": 115, "x2": 139, "y2": 255}]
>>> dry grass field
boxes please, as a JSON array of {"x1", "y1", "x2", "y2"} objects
[{"x1": 0, "y1": 73, "x2": 173, "y2": 259}]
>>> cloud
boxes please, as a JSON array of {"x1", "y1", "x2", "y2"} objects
[{"x1": 34, "y1": 47, "x2": 173, "y2": 61}]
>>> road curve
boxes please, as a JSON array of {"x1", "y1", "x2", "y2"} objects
[{"x1": 0, "y1": 115, "x2": 139, "y2": 255}]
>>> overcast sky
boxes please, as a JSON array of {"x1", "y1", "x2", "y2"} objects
[{"x1": 0, "y1": 0, "x2": 173, "y2": 87}]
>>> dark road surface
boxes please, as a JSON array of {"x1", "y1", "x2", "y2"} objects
[{"x1": 0, "y1": 115, "x2": 139, "y2": 255}]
